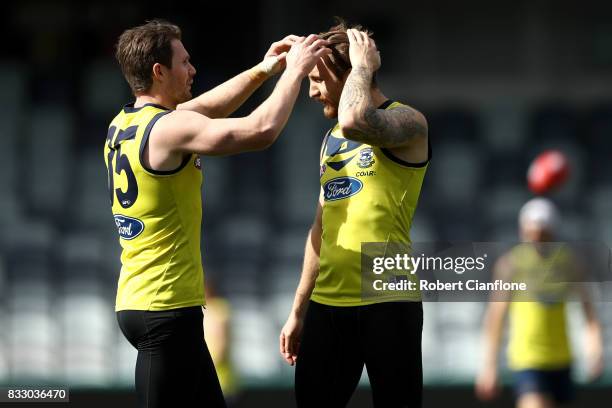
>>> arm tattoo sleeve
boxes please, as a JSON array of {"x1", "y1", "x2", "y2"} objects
[{"x1": 338, "y1": 67, "x2": 427, "y2": 148}]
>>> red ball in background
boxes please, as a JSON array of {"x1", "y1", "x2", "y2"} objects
[{"x1": 527, "y1": 150, "x2": 570, "y2": 195}]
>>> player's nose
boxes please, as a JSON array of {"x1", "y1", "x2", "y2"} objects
[{"x1": 308, "y1": 83, "x2": 319, "y2": 99}]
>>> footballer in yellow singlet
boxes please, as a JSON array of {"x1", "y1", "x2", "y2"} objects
[
  {"x1": 312, "y1": 100, "x2": 429, "y2": 307},
  {"x1": 112, "y1": 18, "x2": 332, "y2": 408},
  {"x1": 281, "y1": 24, "x2": 430, "y2": 408},
  {"x1": 476, "y1": 198, "x2": 604, "y2": 407},
  {"x1": 506, "y1": 243, "x2": 573, "y2": 370},
  {"x1": 104, "y1": 103, "x2": 205, "y2": 311}
]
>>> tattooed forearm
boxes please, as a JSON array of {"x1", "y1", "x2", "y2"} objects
[
  {"x1": 338, "y1": 67, "x2": 427, "y2": 148},
  {"x1": 338, "y1": 66, "x2": 371, "y2": 113}
]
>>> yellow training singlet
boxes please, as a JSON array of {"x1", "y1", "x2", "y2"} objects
[
  {"x1": 507, "y1": 244, "x2": 574, "y2": 370},
  {"x1": 312, "y1": 101, "x2": 429, "y2": 307},
  {"x1": 104, "y1": 103, "x2": 205, "y2": 311}
]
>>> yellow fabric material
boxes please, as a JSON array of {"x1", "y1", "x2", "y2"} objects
[
  {"x1": 507, "y1": 244, "x2": 573, "y2": 370},
  {"x1": 313, "y1": 101, "x2": 428, "y2": 306},
  {"x1": 104, "y1": 103, "x2": 205, "y2": 311}
]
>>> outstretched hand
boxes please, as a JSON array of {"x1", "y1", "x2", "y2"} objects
[
  {"x1": 259, "y1": 35, "x2": 302, "y2": 77},
  {"x1": 284, "y1": 34, "x2": 331, "y2": 78}
]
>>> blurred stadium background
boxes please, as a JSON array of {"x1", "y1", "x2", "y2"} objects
[{"x1": 0, "y1": 0, "x2": 611, "y2": 406}]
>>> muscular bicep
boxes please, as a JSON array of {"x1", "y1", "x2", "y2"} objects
[
  {"x1": 341, "y1": 105, "x2": 428, "y2": 148},
  {"x1": 156, "y1": 110, "x2": 271, "y2": 156}
]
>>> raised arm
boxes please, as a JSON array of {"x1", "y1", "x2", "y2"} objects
[
  {"x1": 337, "y1": 29, "x2": 427, "y2": 149},
  {"x1": 156, "y1": 35, "x2": 330, "y2": 156},
  {"x1": 280, "y1": 194, "x2": 323, "y2": 366},
  {"x1": 177, "y1": 35, "x2": 300, "y2": 118}
]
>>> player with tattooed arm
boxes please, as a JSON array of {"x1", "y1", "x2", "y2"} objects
[{"x1": 280, "y1": 20, "x2": 430, "y2": 408}]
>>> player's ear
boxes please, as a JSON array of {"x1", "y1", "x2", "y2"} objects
[{"x1": 152, "y1": 62, "x2": 165, "y2": 82}]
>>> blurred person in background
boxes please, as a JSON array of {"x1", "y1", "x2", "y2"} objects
[
  {"x1": 476, "y1": 198, "x2": 604, "y2": 408},
  {"x1": 280, "y1": 19, "x2": 430, "y2": 407},
  {"x1": 107, "y1": 19, "x2": 330, "y2": 408},
  {"x1": 203, "y1": 282, "x2": 239, "y2": 406}
]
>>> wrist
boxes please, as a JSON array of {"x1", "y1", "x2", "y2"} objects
[
  {"x1": 291, "y1": 297, "x2": 309, "y2": 319},
  {"x1": 290, "y1": 309, "x2": 305, "y2": 320},
  {"x1": 351, "y1": 64, "x2": 374, "y2": 76},
  {"x1": 247, "y1": 64, "x2": 271, "y2": 82},
  {"x1": 281, "y1": 67, "x2": 304, "y2": 82}
]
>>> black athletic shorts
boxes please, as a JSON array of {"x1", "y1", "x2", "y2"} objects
[
  {"x1": 513, "y1": 367, "x2": 574, "y2": 404},
  {"x1": 295, "y1": 300, "x2": 423, "y2": 408},
  {"x1": 117, "y1": 306, "x2": 226, "y2": 408}
]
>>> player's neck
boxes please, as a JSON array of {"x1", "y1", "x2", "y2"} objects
[{"x1": 134, "y1": 93, "x2": 175, "y2": 110}]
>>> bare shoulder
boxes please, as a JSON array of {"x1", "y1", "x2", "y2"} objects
[
  {"x1": 385, "y1": 103, "x2": 429, "y2": 163},
  {"x1": 154, "y1": 109, "x2": 200, "y2": 132},
  {"x1": 151, "y1": 109, "x2": 208, "y2": 145},
  {"x1": 387, "y1": 104, "x2": 428, "y2": 136}
]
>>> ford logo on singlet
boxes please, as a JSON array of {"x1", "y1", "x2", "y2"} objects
[
  {"x1": 114, "y1": 215, "x2": 144, "y2": 240},
  {"x1": 323, "y1": 177, "x2": 363, "y2": 201}
]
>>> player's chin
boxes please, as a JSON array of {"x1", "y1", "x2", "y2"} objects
[{"x1": 323, "y1": 104, "x2": 338, "y2": 119}]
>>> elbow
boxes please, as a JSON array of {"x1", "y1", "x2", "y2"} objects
[
  {"x1": 415, "y1": 110, "x2": 429, "y2": 138},
  {"x1": 247, "y1": 117, "x2": 279, "y2": 150},
  {"x1": 338, "y1": 116, "x2": 363, "y2": 139},
  {"x1": 242, "y1": 111, "x2": 278, "y2": 150},
  {"x1": 252, "y1": 124, "x2": 277, "y2": 150}
]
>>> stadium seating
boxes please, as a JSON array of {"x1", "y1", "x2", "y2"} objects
[{"x1": 0, "y1": 61, "x2": 610, "y2": 388}]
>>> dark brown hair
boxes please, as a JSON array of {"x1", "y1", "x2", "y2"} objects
[
  {"x1": 318, "y1": 17, "x2": 377, "y2": 85},
  {"x1": 115, "y1": 19, "x2": 181, "y2": 94}
]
